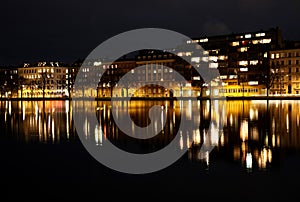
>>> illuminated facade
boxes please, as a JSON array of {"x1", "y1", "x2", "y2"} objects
[
  {"x1": 270, "y1": 48, "x2": 300, "y2": 95},
  {"x1": 17, "y1": 62, "x2": 70, "y2": 98},
  {"x1": 185, "y1": 27, "x2": 283, "y2": 96},
  {"x1": 77, "y1": 51, "x2": 204, "y2": 98}
]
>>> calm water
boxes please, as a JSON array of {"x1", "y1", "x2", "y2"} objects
[{"x1": 1, "y1": 99, "x2": 300, "y2": 200}]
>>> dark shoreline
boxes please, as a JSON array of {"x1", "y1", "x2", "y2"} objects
[{"x1": 1, "y1": 96, "x2": 300, "y2": 101}]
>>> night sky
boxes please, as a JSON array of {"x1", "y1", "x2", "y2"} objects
[{"x1": 1, "y1": 0, "x2": 300, "y2": 66}]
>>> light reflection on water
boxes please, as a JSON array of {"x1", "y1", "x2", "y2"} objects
[{"x1": 1, "y1": 100, "x2": 300, "y2": 171}]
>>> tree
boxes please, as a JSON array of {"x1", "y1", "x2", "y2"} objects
[
  {"x1": 261, "y1": 67, "x2": 276, "y2": 97},
  {"x1": 18, "y1": 76, "x2": 29, "y2": 98}
]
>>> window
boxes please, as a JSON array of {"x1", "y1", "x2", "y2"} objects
[
  {"x1": 297, "y1": 68, "x2": 299, "y2": 72},
  {"x1": 238, "y1": 47, "x2": 248, "y2": 52},
  {"x1": 271, "y1": 54, "x2": 275, "y2": 59},
  {"x1": 231, "y1": 41, "x2": 239, "y2": 46},
  {"x1": 240, "y1": 68, "x2": 248, "y2": 72},
  {"x1": 239, "y1": 61, "x2": 248, "y2": 66},
  {"x1": 250, "y1": 60, "x2": 259, "y2": 65},
  {"x1": 245, "y1": 34, "x2": 251, "y2": 38},
  {"x1": 296, "y1": 60, "x2": 299, "y2": 65},
  {"x1": 191, "y1": 57, "x2": 200, "y2": 63},
  {"x1": 256, "y1": 33, "x2": 265, "y2": 37}
]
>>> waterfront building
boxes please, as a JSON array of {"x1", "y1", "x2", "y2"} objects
[
  {"x1": 270, "y1": 48, "x2": 300, "y2": 95},
  {"x1": 0, "y1": 67, "x2": 18, "y2": 98},
  {"x1": 185, "y1": 27, "x2": 283, "y2": 96},
  {"x1": 17, "y1": 62, "x2": 70, "y2": 98}
]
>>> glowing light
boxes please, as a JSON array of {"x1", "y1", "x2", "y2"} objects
[
  {"x1": 179, "y1": 131, "x2": 183, "y2": 150},
  {"x1": 240, "y1": 119, "x2": 248, "y2": 141},
  {"x1": 246, "y1": 153, "x2": 252, "y2": 169}
]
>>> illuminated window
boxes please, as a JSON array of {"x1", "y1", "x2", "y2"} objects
[
  {"x1": 131, "y1": 69, "x2": 134, "y2": 74},
  {"x1": 200, "y1": 38, "x2": 208, "y2": 43},
  {"x1": 209, "y1": 63, "x2": 218, "y2": 68},
  {"x1": 202, "y1": 57, "x2": 208, "y2": 62},
  {"x1": 271, "y1": 54, "x2": 275, "y2": 59},
  {"x1": 276, "y1": 53, "x2": 280, "y2": 59},
  {"x1": 239, "y1": 61, "x2": 248, "y2": 66},
  {"x1": 203, "y1": 51, "x2": 209, "y2": 55},
  {"x1": 238, "y1": 47, "x2": 248, "y2": 52},
  {"x1": 191, "y1": 57, "x2": 200, "y2": 63},
  {"x1": 218, "y1": 55, "x2": 226, "y2": 60},
  {"x1": 209, "y1": 56, "x2": 218, "y2": 62},
  {"x1": 250, "y1": 60, "x2": 259, "y2": 65},
  {"x1": 231, "y1": 41, "x2": 239, "y2": 46},
  {"x1": 255, "y1": 33, "x2": 265, "y2": 37},
  {"x1": 245, "y1": 34, "x2": 251, "y2": 38},
  {"x1": 240, "y1": 68, "x2": 248, "y2": 72},
  {"x1": 261, "y1": 39, "x2": 271, "y2": 44},
  {"x1": 248, "y1": 81, "x2": 258, "y2": 85},
  {"x1": 264, "y1": 52, "x2": 268, "y2": 58},
  {"x1": 252, "y1": 40, "x2": 259, "y2": 44},
  {"x1": 193, "y1": 76, "x2": 201, "y2": 80},
  {"x1": 229, "y1": 75, "x2": 238, "y2": 79}
]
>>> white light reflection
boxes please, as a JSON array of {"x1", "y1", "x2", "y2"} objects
[
  {"x1": 179, "y1": 131, "x2": 183, "y2": 150},
  {"x1": 246, "y1": 153, "x2": 252, "y2": 169}
]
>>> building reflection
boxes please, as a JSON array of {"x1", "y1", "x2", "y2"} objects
[
  {"x1": 1, "y1": 100, "x2": 300, "y2": 171},
  {"x1": 1, "y1": 100, "x2": 76, "y2": 143}
]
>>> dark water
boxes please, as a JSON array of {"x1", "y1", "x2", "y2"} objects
[{"x1": 1, "y1": 100, "x2": 300, "y2": 200}]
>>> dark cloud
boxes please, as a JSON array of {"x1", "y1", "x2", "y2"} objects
[{"x1": 0, "y1": 0, "x2": 299, "y2": 65}]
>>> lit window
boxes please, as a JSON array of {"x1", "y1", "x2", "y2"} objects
[
  {"x1": 169, "y1": 69, "x2": 173, "y2": 73},
  {"x1": 231, "y1": 41, "x2": 239, "y2": 46},
  {"x1": 255, "y1": 33, "x2": 265, "y2": 37},
  {"x1": 240, "y1": 68, "x2": 248, "y2": 72},
  {"x1": 131, "y1": 69, "x2": 134, "y2": 74},
  {"x1": 200, "y1": 38, "x2": 208, "y2": 43},
  {"x1": 261, "y1": 39, "x2": 271, "y2": 44},
  {"x1": 209, "y1": 63, "x2": 218, "y2": 68},
  {"x1": 203, "y1": 51, "x2": 209, "y2": 55},
  {"x1": 252, "y1": 40, "x2": 259, "y2": 44},
  {"x1": 218, "y1": 55, "x2": 227, "y2": 60},
  {"x1": 193, "y1": 76, "x2": 201, "y2": 80},
  {"x1": 276, "y1": 53, "x2": 280, "y2": 59},
  {"x1": 209, "y1": 56, "x2": 218, "y2": 62},
  {"x1": 93, "y1": 61, "x2": 102, "y2": 66},
  {"x1": 264, "y1": 52, "x2": 268, "y2": 58},
  {"x1": 239, "y1": 61, "x2": 248, "y2": 66},
  {"x1": 250, "y1": 60, "x2": 259, "y2": 65},
  {"x1": 245, "y1": 34, "x2": 251, "y2": 38},
  {"x1": 239, "y1": 47, "x2": 248, "y2": 52},
  {"x1": 271, "y1": 54, "x2": 275, "y2": 59},
  {"x1": 191, "y1": 57, "x2": 200, "y2": 63},
  {"x1": 202, "y1": 57, "x2": 208, "y2": 62}
]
